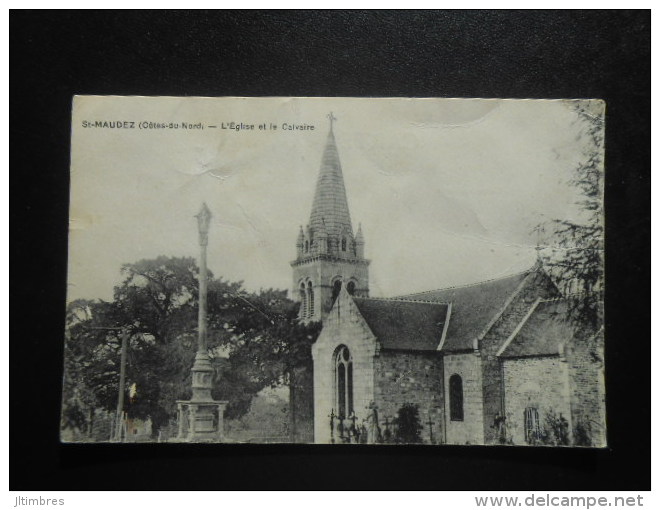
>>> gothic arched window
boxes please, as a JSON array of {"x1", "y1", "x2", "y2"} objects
[
  {"x1": 449, "y1": 374, "x2": 464, "y2": 421},
  {"x1": 332, "y1": 280, "x2": 342, "y2": 303},
  {"x1": 335, "y1": 345, "x2": 353, "y2": 418},
  {"x1": 341, "y1": 237, "x2": 347, "y2": 251},
  {"x1": 305, "y1": 240, "x2": 309, "y2": 253},
  {"x1": 307, "y1": 281, "x2": 314, "y2": 318},
  {"x1": 346, "y1": 281, "x2": 356, "y2": 295},
  {"x1": 299, "y1": 282, "x2": 307, "y2": 319}
]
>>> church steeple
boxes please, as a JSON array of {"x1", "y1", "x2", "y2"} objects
[
  {"x1": 309, "y1": 112, "x2": 354, "y2": 244},
  {"x1": 291, "y1": 114, "x2": 370, "y2": 323}
]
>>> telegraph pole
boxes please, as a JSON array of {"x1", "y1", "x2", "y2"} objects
[
  {"x1": 114, "y1": 331, "x2": 129, "y2": 441},
  {"x1": 87, "y1": 326, "x2": 131, "y2": 442}
]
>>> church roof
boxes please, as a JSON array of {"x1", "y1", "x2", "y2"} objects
[
  {"x1": 498, "y1": 299, "x2": 572, "y2": 358},
  {"x1": 399, "y1": 270, "x2": 532, "y2": 352},
  {"x1": 353, "y1": 298, "x2": 448, "y2": 351},
  {"x1": 309, "y1": 126, "x2": 354, "y2": 239}
]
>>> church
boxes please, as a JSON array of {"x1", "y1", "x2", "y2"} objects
[{"x1": 291, "y1": 118, "x2": 606, "y2": 447}]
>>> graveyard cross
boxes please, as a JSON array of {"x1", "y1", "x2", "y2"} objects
[
  {"x1": 426, "y1": 414, "x2": 435, "y2": 444},
  {"x1": 329, "y1": 409, "x2": 336, "y2": 444},
  {"x1": 383, "y1": 416, "x2": 393, "y2": 443},
  {"x1": 349, "y1": 411, "x2": 359, "y2": 443}
]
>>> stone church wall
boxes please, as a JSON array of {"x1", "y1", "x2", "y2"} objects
[
  {"x1": 443, "y1": 352, "x2": 484, "y2": 445},
  {"x1": 479, "y1": 271, "x2": 560, "y2": 443},
  {"x1": 372, "y1": 350, "x2": 444, "y2": 444},
  {"x1": 501, "y1": 356, "x2": 571, "y2": 445},
  {"x1": 564, "y1": 332, "x2": 607, "y2": 446},
  {"x1": 311, "y1": 289, "x2": 378, "y2": 443},
  {"x1": 289, "y1": 365, "x2": 314, "y2": 443}
]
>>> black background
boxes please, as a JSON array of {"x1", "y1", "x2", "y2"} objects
[{"x1": 11, "y1": 10, "x2": 650, "y2": 490}]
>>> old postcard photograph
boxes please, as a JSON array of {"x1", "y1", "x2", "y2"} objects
[{"x1": 62, "y1": 96, "x2": 605, "y2": 446}]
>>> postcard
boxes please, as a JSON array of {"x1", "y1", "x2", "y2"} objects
[{"x1": 63, "y1": 96, "x2": 605, "y2": 446}]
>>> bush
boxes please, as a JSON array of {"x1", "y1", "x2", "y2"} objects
[
  {"x1": 394, "y1": 403, "x2": 423, "y2": 444},
  {"x1": 539, "y1": 410, "x2": 570, "y2": 446},
  {"x1": 573, "y1": 419, "x2": 592, "y2": 447}
]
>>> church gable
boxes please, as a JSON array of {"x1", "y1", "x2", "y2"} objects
[
  {"x1": 312, "y1": 289, "x2": 449, "y2": 443},
  {"x1": 314, "y1": 285, "x2": 378, "y2": 354},
  {"x1": 468, "y1": 266, "x2": 560, "y2": 444},
  {"x1": 477, "y1": 266, "x2": 561, "y2": 356},
  {"x1": 494, "y1": 298, "x2": 576, "y2": 445},
  {"x1": 497, "y1": 299, "x2": 570, "y2": 359},
  {"x1": 399, "y1": 270, "x2": 531, "y2": 352},
  {"x1": 497, "y1": 299, "x2": 606, "y2": 446},
  {"x1": 398, "y1": 265, "x2": 561, "y2": 354},
  {"x1": 311, "y1": 287, "x2": 379, "y2": 443}
]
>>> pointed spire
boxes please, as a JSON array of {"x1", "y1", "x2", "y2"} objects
[
  {"x1": 355, "y1": 223, "x2": 364, "y2": 243},
  {"x1": 309, "y1": 114, "x2": 353, "y2": 241},
  {"x1": 355, "y1": 223, "x2": 365, "y2": 258},
  {"x1": 296, "y1": 225, "x2": 304, "y2": 255}
]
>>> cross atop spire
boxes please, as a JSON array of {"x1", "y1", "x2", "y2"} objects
[{"x1": 327, "y1": 111, "x2": 337, "y2": 132}]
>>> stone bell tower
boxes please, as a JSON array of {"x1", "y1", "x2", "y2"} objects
[{"x1": 291, "y1": 113, "x2": 370, "y2": 323}]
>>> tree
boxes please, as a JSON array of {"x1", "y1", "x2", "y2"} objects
[
  {"x1": 62, "y1": 255, "x2": 320, "y2": 440},
  {"x1": 62, "y1": 299, "x2": 125, "y2": 437},
  {"x1": 535, "y1": 100, "x2": 605, "y2": 334},
  {"x1": 212, "y1": 285, "x2": 321, "y2": 440}
]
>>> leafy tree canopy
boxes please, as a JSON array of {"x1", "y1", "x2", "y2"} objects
[
  {"x1": 536, "y1": 100, "x2": 605, "y2": 334},
  {"x1": 62, "y1": 256, "x2": 320, "y2": 436}
]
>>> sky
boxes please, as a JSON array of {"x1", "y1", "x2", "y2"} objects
[{"x1": 67, "y1": 96, "x2": 601, "y2": 303}]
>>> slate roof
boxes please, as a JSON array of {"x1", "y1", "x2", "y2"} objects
[
  {"x1": 352, "y1": 298, "x2": 449, "y2": 351},
  {"x1": 309, "y1": 127, "x2": 354, "y2": 239},
  {"x1": 498, "y1": 299, "x2": 571, "y2": 358},
  {"x1": 399, "y1": 270, "x2": 532, "y2": 352}
]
